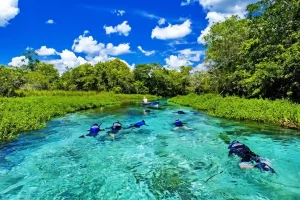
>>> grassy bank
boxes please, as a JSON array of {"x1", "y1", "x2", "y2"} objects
[
  {"x1": 169, "y1": 94, "x2": 300, "y2": 129},
  {"x1": 0, "y1": 91, "x2": 156, "y2": 142}
]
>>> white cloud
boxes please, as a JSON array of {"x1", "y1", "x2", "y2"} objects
[
  {"x1": 121, "y1": 59, "x2": 135, "y2": 71},
  {"x1": 196, "y1": 0, "x2": 258, "y2": 44},
  {"x1": 46, "y1": 19, "x2": 54, "y2": 24},
  {"x1": 36, "y1": 46, "x2": 57, "y2": 56},
  {"x1": 112, "y1": 10, "x2": 126, "y2": 16},
  {"x1": 191, "y1": 63, "x2": 208, "y2": 72},
  {"x1": 191, "y1": 60, "x2": 214, "y2": 73},
  {"x1": 137, "y1": 46, "x2": 155, "y2": 56},
  {"x1": 158, "y1": 18, "x2": 166, "y2": 25},
  {"x1": 134, "y1": 10, "x2": 161, "y2": 20},
  {"x1": 46, "y1": 50, "x2": 87, "y2": 73},
  {"x1": 12, "y1": 31, "x2": 134, "y2": 73},
  {"x1": 151, "y1": 19, "x2": 192, "y2": 40},
  {"x1": 181, "y1": 0, "x2": 192, "y2": 6},
  {"x1": 85, "y1": 54, "x2": 134, "y2": 71},
  {"x1": 165, "y1": 55, "x2": 192, "y2": 70},
  {"x1": 72, "y1": 31, "x2": 104, "y2": 55},
  {"x1": 59, "y1": 49, "x2": 87, "y2": 68},
  {"x1": 104, "y1": 21, "x2": 131, "y2": 36},
  {"x1": 72, "y1": 31, "x2": 131, "y2": 56},
  {"x1": 178, "y1": 49, "x2": 203, "y2": 61},
  {"x1": 0, "y1": 0, "x2": 20, "y2": 27},
  {"x1": 8, "y1": 56, "x2": 28, "y2": 67},
  {"x1": 106, "y1": 43, "x2": 131, "y2": 56},
  {"x1": 167, "y1": 40, "x2": 196, "y2": 47},
  {"x1": 164, "y1": 48, "x2": 204, "y2": 69}
]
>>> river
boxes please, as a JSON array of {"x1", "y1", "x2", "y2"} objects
[{"x1": 0, "y1": 103, "x2": 300, "y2": 199}]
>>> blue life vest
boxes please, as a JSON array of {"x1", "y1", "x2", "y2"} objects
[
  {"x1": 151, "y1": 101, "x2": 159, "y2": 106},
  {"x1": 174, "y1": 120, "x2": 183, "y2": 127},
  {"x1": 134, "y1": 121, "x2": 145, "y2": 128},
  {"x1": 89, "y1": 126, "x2": 100, "y2": 137}
]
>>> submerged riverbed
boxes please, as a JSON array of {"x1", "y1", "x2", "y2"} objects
[{"x1": 0, "y1": 103, "x2": 300, "y2": 199}]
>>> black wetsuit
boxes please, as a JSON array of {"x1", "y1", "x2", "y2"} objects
[
  {"x1": 228, "y1": 141, "x2": 276, "y2": 173},
  {"x1": 107, "y1": 122, "x2": 122, "y2": 134}
]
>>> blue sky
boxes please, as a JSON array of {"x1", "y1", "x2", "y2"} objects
[{"x1": 0, "y1": 0, "x2": 257, "y2": 73}]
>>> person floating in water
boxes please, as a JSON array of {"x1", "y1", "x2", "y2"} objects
[
  {"x1": 173, "y1": 119, "x2": 192, "y2": 130},
  {"x1": 174, "y1": 110, "x2": 186, "y2": 114},
  {"x1": 107, "y1": 121, "x2": 122, "y2": 138},
  {"x1": 143, "y1": 96, "x2": 148, "y2": 103},
  {"x1": 79, "y1": 123, "x2": 103, "y2": 138},
  {"x1": 127, "y1": 120, "x2": 148, "y2": 129},
  {"x1": 228, "y1": 140, "x2": 276, "y2": 173},
  {"x1": 144, "y1": 109, "x2": 151, "y2": 114}
]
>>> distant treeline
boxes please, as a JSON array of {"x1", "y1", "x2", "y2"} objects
[{"x1": 0, "y1": 59, "x2": 197, "y2": 98}]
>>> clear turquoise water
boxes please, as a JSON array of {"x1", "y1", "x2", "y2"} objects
[{"x1": 1, "y1": 103, "x2": 300, "y2": 200}]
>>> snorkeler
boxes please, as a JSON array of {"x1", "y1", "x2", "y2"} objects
[
  {"x1": 144, "y1": 109, "x2": 151, "y2": 114},
  {"x1": 228, "y1": 140, "x2": 276, "y2": 173},
  {"x1": 127, "y1": 120, "x2": 148, "y2": 129},
  {"x1": 173, "y1": 119, "x2": 192, "y2": 130},
  {"x1": 174, "y1": 110, "x2": 186, "y2": 114},
  {"x1": 79, "y1": 123, "x2": 103, "y2": 138},
  {"x1": 107, "y1": 121, "x2": 122, "y2": 137}
]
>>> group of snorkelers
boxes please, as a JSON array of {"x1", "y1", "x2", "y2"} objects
[
  {"x1": 80, "y1": 113, "x2": 192, "y2": 139},
  {"x1": 81, "y1": 97, "x2": 276, "y2": 174}
]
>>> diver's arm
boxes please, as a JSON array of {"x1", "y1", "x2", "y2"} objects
[{"x1": 228, "y1": 149, "x2": 234, "y2": 156}]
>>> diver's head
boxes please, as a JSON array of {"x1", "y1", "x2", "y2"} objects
[
  {"x1": 94, "y1": 123, "x2": 99, "y2": 126},
  {"x1": 228, "y1": 140, "x2": 239, "y2": 149}
]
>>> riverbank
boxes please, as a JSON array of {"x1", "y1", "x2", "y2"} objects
[
  {"x1": 169, "y1": 94, "x2": 300, "y2": 130},
  {"x1": 0, "y1": 91, "x2": 157, "y2": 142}
]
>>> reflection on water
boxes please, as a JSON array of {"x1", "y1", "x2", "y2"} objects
[{"x1": 0, "y1": 103, "x2": 300, "y2": 199}]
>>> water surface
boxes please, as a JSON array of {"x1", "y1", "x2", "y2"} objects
[{"x1": 1, "y1": 103, "x2": 300, "y2": 199}]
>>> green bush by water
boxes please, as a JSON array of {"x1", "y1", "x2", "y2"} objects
[
  {"x1": 0, "y1": 92, "x2": 156, "y2": 142},
  {"x1": 169, "y1": 94, "x2": 300, "y2": 129}
]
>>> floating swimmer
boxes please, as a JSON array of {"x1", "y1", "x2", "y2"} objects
[
  {"x1": 127, "y1": 120, "x2": 148, "y2": 129},
  {"x1": 144, "y1": 109, "x2": 151, "y2": 114},
  {"x1": 174, "y1": 110, "x2": 186, "y2": 114},
  {"x1": 79, "y1": 123, "x2": 103, "y2": 138},
  {"x1": 173, "y1": 119, "x2": 192, "y2": 130},
  {"x1": 228, "y1": 140, "x2": 276, "y2": 173},
  {"x1": 107, "y1": 121, "x2": 122, "y2": 138}
]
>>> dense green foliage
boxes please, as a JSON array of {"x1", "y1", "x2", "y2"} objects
[
  {"x1": 203, "y1": 0, "x2": 300, "y2": 102},
  {"x1": 0, "y1": 92, "x2": 156, "y2": 142},
  {"x1": 169, "y1": 94, "x2": 300, "y2": 129},
  {"x1": 2, "y1": 59, "x2": 194, "y2": 97}
]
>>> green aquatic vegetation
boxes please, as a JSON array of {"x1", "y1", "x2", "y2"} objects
[
  {"x1": 169, "y1": 94, "x2": 300, "y2": 130},
  {"x1": 0, "y1": 92, "x2": 156, "y2": 142},
  {"x1": 149, "y1": 166, "x2": 197, "y2": 199},
  {"x1": 219, "y1": 133, "x2": 231, "y2": 144}
]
